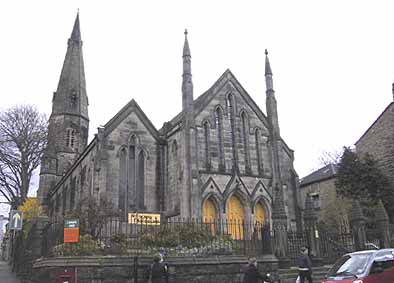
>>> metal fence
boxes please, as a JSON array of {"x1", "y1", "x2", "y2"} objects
[{"x1": 42, "y1": 218, "x2": 273, "y2": 258}]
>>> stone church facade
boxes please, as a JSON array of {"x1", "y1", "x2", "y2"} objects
[{"x1": 37, "y1": 14, "x2": 301, "y2": 231}]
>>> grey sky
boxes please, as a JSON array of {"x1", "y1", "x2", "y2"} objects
[{"x1": 1, "y1": 1, "x2": 394, "y2": 216}]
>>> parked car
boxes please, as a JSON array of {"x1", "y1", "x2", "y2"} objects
[{"x1": 321, "y1": 248, "x2": 394, "y2": 283}]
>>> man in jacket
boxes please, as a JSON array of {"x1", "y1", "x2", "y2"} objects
[
  {"x1": 297, "y1": 247, "x2": 313, "y2": 283},
  {"x1": 242, "y1": 257, "x2": 271, "y2": 283}
]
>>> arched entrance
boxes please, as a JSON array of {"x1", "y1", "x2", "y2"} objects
[
  {"x1": 226, "y1": 195, "x2": 245, "y2": 239},
  {"x1": 202, "y1": 198, "x2": 217, "y2": 235},
  {"x1": 254, "y1": 202, "x2": 266, "y2": 240}
]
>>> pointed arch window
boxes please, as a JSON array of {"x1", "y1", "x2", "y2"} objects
[
  {"x1": 203, "y1": 121, "x2": 211, "y2": 170},
  {"x1": 170, "y1": 141, "x2": 180, "y2": 211},
  {"x1": 70, "y1": 91, "x2": 77, "y2": 109},
  {"x1": 66, "y1": 128, "x2": 75, "y2": 148},
  {"x1": 118, "y1": 148, "x2": 127, "y2": 217},
  {"x1": 215, "y1": 108, "x2": 225, "y2": 171},
  {"x1": 118, "y1": 137, "x2": 146, "y2": 216},
  {"x1": 137, "y1": 151, "x2": 145, "y2": 209},
  {"x1": 227, "y1": 94, "x2": 236, "y2": 166},
  {"x1": 255, "y1": 129, "x2": 263, "y2": 175},
  {"x1": 241, "y1": 112, "x2": 250, "y2": 173},
  {"x1": 128, "y1": 137, "x2": 136, "y2": 211}
]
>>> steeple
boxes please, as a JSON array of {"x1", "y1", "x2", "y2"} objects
[
  {"x1": 182, "y1": 29, "x2": 193, "y2": 111},
  {"x1": 265, "y1": 49, "x2": 274, "y2": 93},
  {"x1": 265, "y1": 49, "x2": 279, "y2": 137},
  {"x1": 70, "y1": 12, "x2": 81, "y2": 43},
  {"x1": 180, "y1": 29, "x2": 195, "y2": 218},
  {"x1": 38, "y1": 13, "x2": 90, "y2": 209},
  {"x1": 265, "y1": 50, "x2": 282, "y2": 198},
  {"x1": 52, "y1": 12, "x2": 88, "y2": 121},
  {"x1": 48, "y1": 12, "x2": 89, "y2": 171}
]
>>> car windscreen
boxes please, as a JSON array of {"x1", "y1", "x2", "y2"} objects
[{"x1": 327, "y1": 253, "x2": 373, "y2": 277}]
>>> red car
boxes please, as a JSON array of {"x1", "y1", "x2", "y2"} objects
[{"x1": 321, "y1": 248, "x2": 394, "y2": 283}]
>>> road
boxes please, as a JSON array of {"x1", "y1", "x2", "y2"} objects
[{"x1": 0, "y1": 260, "x2": 20, "y2": 283}]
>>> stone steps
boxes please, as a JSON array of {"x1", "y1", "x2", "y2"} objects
[{"x1": 279, "y1": 266, "x2": 331, "y2": 283}]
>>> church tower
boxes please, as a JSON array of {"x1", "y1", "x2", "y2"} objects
[{"x1": 38, "y1": 13, "x2": 89, "y2": 206}]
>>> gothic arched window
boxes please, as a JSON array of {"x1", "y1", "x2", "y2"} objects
[
  {"x1": 118, "y1": 148, "x2": 127, "y2": 215},
  {"x1": 241, "y1": 112, "x2": 250, "y2": 173},
  {"x1": 255, "y1": 129, "x2": 263, "y2": 175},
  {"x1": 66, "y1": 128, "x2": 75, "y2": 148},
  {"x1": 128, "y1": 137, "x2": 136, "y2": 210},
  {"x1": 227, "y1": 94, "x2": 236, "y2": 167},
  {"x1": 203, "y1": 121, "x2": 211, "y2": 170},
  {"x1": 118, "y1": 136, "x2": 146, "y2": 216},
  {"x1": 215, "y1": 108, "x2": 225, "y2": 171},
  {"x1": 171, "y1": 141, "x2": 180, "y2": 211},
  {"x1": 70, "y1": 91, "x2": 77, "y2": 109},
  {"x1": 136, "y1": 151, "x2": 145, "y2": 209}
]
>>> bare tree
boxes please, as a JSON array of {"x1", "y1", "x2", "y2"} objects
[{"x1": 0, "y1": 105, "x2": 47, "y2": 208}]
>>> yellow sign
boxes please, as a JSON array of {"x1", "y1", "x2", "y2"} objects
[{"x1": 128, "y1": 213, "x2": 161, "y2": 225}]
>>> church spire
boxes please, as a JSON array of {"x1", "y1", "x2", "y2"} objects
[
  {"x1": 182, "y1": 29, "x2": 193, "y2": 110},
  {"x1": 265, "y1": 49, "x2": 273, "y2": 91},
  {"x1": 50, "y1": 12, "x2": 89, "y2": 164},
  {"x1": 52, "y1": 12, "x2": 88, "y2": 121},
  {"x1": 70, "y1": 12, "x2": 81, "y2": 42},
  {"x1": 38, "y1": 13, "x2": 89, "y2": 210},
  {"x1": 265, "y1": 49, "x2": 279, "y2": 136}
]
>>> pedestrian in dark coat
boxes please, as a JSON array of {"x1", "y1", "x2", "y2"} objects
[
  {"x1": 242, "y1": 257, "x2": 271, "y2": 283},
  {"x1": 149, "y1": 255, "x2": 167, "y2": 283},
  {"x1": 297, "y1": 247, "x2": 313, "y2": 283}
]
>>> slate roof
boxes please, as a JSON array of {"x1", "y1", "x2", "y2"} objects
[{"x1": 299, "y1": 163, "x2": 338, "y2": 187}]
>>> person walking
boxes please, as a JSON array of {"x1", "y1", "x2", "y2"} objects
[
  {"x1": 241, "y1": 257, "x2": 271, "y2": 283},
  {"x1": 148, "y1": 254, "x2": 168, "y2": 283},
  {"x1": 297, "y1": 247, "x2": 313, "y2": 283}
]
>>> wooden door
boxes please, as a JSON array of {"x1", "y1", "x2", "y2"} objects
[
  {"x1": 226, "y1": 195, "x2": 244, "y2": 239},
  {"x1": 254, "y1": 202, "x2": 265, "y2": 239},
  {"x1": 203, "y1": 198, "x2": 217, "y2": 235}
]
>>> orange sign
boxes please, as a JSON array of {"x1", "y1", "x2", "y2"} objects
[
  {"x1": 64, "y1": 219, "x2": 80, "y2": 243},
  {"x1": 64, "y1": 227, "x2": 79, "y2": 243}
]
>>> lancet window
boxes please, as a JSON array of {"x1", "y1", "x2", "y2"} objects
[{"x1": 215, "y1": 108, "x2": 225, "y2": 171}]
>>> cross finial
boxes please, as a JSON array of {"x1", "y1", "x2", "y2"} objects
[
  {"x1": 265, "y1": 49, "x2": 268, "y2": 55},
  {"x1": 184, "y1": 29, "x2": 188, "y2": 36}
]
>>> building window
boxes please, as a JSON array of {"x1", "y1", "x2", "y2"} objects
[
  {"x1": 70, "y1": 178, "x2": 76, "y2": 211},
  {"x1": 137, "y1": 151, "x2": 145, "y2": 209},
  {"x1": 70, "y1": 91, "x2": 77, "y2": 109},
  {"x1": 62, "y1": 187, "x2": 67, "y2": 215},
  {"x1": 227, "y1": 94, "x2": 236, "y2": 168},
  {"x1": 170, "y1": 141, "x2": 180, "y2": 211},
  {"x1": 66, "y1": 128, "x2": 75, "y2": 148},
  {"x1": 255, "y1": 129, "x2": 263, "y2": 175},
  {"x1": 119, "y1": 148, "x2": 127, "y2": 217},
  {"x1": 310, "y1": 193, "x2": 320, "y2": 209},
  {"x1": 241, "y1": 112, "x2": 250, "y2": 173},
  {"x1": 118, "y1": 136, "x2": 146, "y2": 217},
  {"x1": 55, "y1": 194, "x2": 60, "y2": 213},
  {"x1": 203, "y1": 121, "x2": 211, "y2": 170},
  {"x1": 128, "y1": 139, "x2": 136, "y2": 211},
  {"x1": 215, "y1": 108, "x2": 225, "y2": 171}
]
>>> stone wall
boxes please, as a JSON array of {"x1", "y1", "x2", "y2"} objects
[{"x1": 32, "y1": 255, "x2": 279, "y2": 283}]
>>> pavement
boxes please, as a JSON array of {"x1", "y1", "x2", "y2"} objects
[{"x1": 0, "y1": 260, "x2": 20, "y2": 283}]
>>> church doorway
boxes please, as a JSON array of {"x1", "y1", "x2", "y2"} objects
[
  {"x1": 254, "y1": 201, "x2": 266, "y2": 240},
  {"x1": 202, "y1": 198, "x2": 217, "y2": 235},
  {"x1": 226, "y1": 195, "x2": 244, "y2": 239}
]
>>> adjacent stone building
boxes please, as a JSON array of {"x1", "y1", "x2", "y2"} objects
[
  {"x1": 37, "y1": 14, "x2": 301, "y2": 231},
  {"x1": 355, "y1": 97, "x2": 394, "y2": 185}
]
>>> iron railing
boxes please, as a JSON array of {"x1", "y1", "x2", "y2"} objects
[{"x1": 42, "y1": 218, "x2": 273, "y2": 258}]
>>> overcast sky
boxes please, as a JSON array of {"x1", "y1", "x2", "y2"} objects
[{"x1": 1, "y1": 1, "x2": 394, "y2": 217}]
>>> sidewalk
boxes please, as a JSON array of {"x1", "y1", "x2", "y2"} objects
[{"x1": 0, "y1": 260, "x2": 20, "y2": 283}]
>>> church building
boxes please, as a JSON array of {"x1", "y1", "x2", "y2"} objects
[{"x1": 37, "y1": 14, "x2": 301, "y2": 231}]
